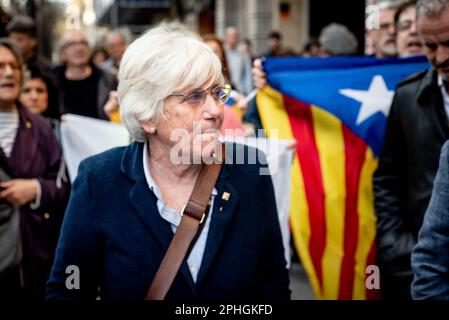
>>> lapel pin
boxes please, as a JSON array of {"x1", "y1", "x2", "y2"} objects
[
  {"x1": 26, "y1": 121, "x2": 32, "y2": 129},
  {"x1": 219, "y1": 207, "x2": 223, "y2": 212},
  {"x1": 222, "y1": 192, "x2": 230, "y2": 201}
]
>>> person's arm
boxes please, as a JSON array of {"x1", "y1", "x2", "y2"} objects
[
  {"x1": 373, "y1": 92, "x2": 415, "y2": 279},
  {"x1": 259, "y1": 163, "x2": 291, "y2": 299},
  {"x1": 0, "y1": 127, "x2": 69, "y2": 213},
  {"x1": 252, "y1": 59, "x2": 267, "y2": 89},
  {"x1": 411, "y1": 141, "x2": 449, "y2": 299},
  {"x1": 46, "y1": 160, "x2": 100, "y2": 300}
]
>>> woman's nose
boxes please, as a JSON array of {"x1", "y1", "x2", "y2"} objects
[
  {"x1": 203, "y1": 94, "x2": 222, "y2": 119},
  {"x1": 30, "y1": 90, "x2": 39, "y2": 100}
]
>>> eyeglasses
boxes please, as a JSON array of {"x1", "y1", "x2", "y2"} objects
[
  {"x1": 0, "y1": 62, "x2": 21, "y2": 73},
  {"x1": 167, "y1": 84, "x2": 231, "y2": 106},
  {"x1": 63, "y1": 40, "x2": 89, "y2": 49}
]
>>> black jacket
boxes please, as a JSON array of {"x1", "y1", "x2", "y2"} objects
[
  {"x1": 53, "y1": 64, "x2": 117, "y2": 120},
  {"x1": 374, "y1": 68, "x2": 448, "y2": 299}
]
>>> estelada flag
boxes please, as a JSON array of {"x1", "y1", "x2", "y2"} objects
[{"x1": 257, "y1": 56, "x2": 429, "y2": 299}]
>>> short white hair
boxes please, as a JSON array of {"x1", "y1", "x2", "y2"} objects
[{"x1": 118, "y1": 23, "x2": 224, "y2": 142}]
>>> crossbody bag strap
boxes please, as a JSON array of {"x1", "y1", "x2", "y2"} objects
[{"x1": 145, "y1": 143, "x2": 225, "y2": 300}]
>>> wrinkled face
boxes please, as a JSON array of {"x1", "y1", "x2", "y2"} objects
[
  {"x1": 9, "y1": 32, "x2": 37, "y2": 60},
  {"x1": 142, "y1": 81, "x2": 229, "y2": 163},
  {"x1": 19, "y1": 78, "x2": 48, "y2": 114},
  {"x1": 62, "y1": 32, "x2": 90, "y2": 67},
  {"x1": 368, "y1": 8, "x2": 397, "y2": 57},
  {"x1": 396, "y1": 6, "x2": 425, "y2": 57},
  {"x1": 418, "y1": 8, "x2": 449, "y2": 82},
  {"x1": 106, "y1": 34, "x2": 126, "y2": 64},
  {"x1": 0, "y1": 46, "x2": 22, "y2": 108}
]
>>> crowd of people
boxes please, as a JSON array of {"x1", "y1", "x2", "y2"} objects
[{"x1": 0, "y1": 0, "x2": 449, "y2": 300}]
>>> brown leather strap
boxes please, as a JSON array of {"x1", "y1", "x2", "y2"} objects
[{"x1": 145, "y1": 144, "x2": 225, "y2": 300}]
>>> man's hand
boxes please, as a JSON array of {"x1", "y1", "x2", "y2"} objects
[
  {"x1": 252, "y1": 58, "x2": 267, "y2": 89},
  {"x1": 0, "y1": 179, "x2": 39, "y2": 208}
]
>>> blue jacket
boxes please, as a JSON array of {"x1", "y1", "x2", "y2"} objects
[
  {"x1": 46, "y1": 142, "x2": 290, "y2": 300},
  {"x1": 411, "y1": 140, "x2": 449, "y2": 299}
]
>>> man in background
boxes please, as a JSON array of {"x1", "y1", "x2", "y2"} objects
[
  {"x1": 366, "y1": 0, "x2": 400, "y2": 58},
  {"x1": 54, "y1": 31, "x2": 116, "y2": 119},
  {"x1": 263, "y1": 31, "x2": 295, "y2": 57},
  {"x1": 224, "y1": 26, "x2": 253, "y2": 95},
  {"x1": 6, "y1": 15, "x2": 52, "y2": 76},
  {"x1": 374, "y1": 0, "x2": 449, "y2": 299},
  {"x1": 102, "y1": 29, "x2": 128, "y2": 78}
]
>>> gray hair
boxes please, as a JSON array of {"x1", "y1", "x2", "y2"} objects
[
  {"x1": 105, "y1": 28, "x2": 131, "y2": 45},
  {"x1": 118, "y1": 23, "x2": 224, "y2": 142},
  {"x1": 319, "y1": 23, "x2": 358, "y2": 55},
  {"x1": 417, "y1": 0, "x2": 449, "y2": 16}
]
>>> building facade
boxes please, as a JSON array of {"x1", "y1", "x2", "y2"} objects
[{"x1": 214, "y1": 0, "x2": 309, "y2": 56}]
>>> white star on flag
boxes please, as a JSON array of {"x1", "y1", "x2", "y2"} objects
[{"x1": 339, "y1": 75, "x2": 394, "y2": 125}]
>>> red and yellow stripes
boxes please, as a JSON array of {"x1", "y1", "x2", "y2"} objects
[{"x1": 257, "y1": 86, "x2": 378, "y2": 300}]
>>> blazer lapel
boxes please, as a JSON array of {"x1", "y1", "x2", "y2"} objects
[
  {"x1": 129, "y1": 179, "x2": 199, "y2": 296},
  {"x1": 417, "y1": 69, "x2": 449, "y2": 139},
  {"x1": 196, "y1": 165, "x2": 240, "y2": 284},
  {"x1": 128, "y1": 179, "x2": 173, "y2": 251}
]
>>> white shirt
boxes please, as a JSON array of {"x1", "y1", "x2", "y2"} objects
[
  {"x1": 438, "y1": 75, "x2": 449, "y2": 119},
  {"x1": 0, "y1": 110, "x2": 19, "y2": 158},
  {"x1": 142, "y1": 142, "x2": 217, "y2": 283}
]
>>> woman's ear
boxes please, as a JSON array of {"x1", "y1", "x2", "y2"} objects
[{"x1": 141, "y1": 121, "x2": 157, "y2": 135}]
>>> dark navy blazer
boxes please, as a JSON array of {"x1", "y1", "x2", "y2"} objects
[{"x1": 46, "y1": 142, "x2": 290, "y2": 300}]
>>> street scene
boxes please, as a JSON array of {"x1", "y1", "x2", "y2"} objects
[{"x1": 1, "y1": 0, "x2": 449, "y2": 303}]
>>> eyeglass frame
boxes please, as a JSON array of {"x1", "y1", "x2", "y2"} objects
[
  {"x1": 62, "y1": 40, "x2": 89, "y2": 50},
  {"x1": 167, "y1": 84, "x2": 232, "y2": 106},
  {"x1": 0, "y1": 62, "x2": 21, "y2": 74}
]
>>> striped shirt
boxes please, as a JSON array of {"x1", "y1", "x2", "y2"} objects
[{"x1": 0, "y1": 110, "x2": 19, "y2": 158}]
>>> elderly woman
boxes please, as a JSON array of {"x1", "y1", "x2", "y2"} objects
[
  {"x1": 0, "y1": 39, "x2": 69, "y2": 300},
  {"x1": 46, "y1": 25, "x2": 289, "y2": 300}
]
